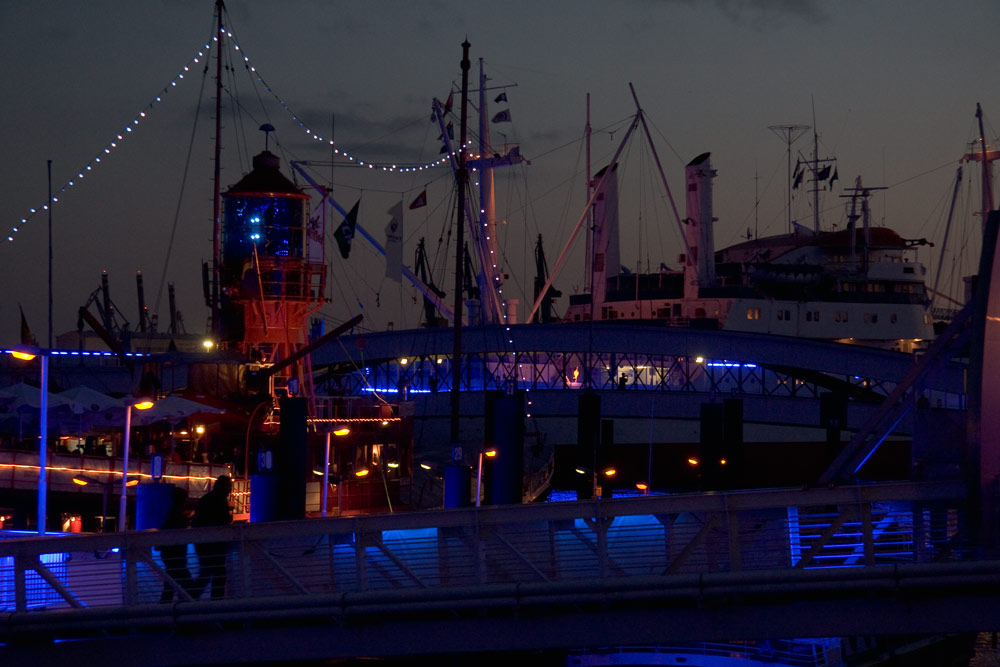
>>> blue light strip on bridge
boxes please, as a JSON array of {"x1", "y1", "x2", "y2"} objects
[{"x1": 2, "y1": 349, "x2": 148, "y2": 358}]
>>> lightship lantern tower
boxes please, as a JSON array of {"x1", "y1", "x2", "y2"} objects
[{"x1": 218, "y1": 135, "x2": 326, "y2": 399}]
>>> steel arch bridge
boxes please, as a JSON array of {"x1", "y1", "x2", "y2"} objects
[{"x1": 310, "y1": 323, "x2": 965, "y2": 402}]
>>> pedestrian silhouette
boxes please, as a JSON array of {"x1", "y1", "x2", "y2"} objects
[
  {"x1": 158, "y1": 486, "x2": 193, "y2": 602},
  {"x1": 192, "y1": 475, "x2": 233, "y2": 599}
]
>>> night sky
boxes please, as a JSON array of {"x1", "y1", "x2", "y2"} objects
[{"x1": 2, "y1": 1, "x2": 998, "y2": 346}]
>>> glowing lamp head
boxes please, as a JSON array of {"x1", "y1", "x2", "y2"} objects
[
  {"x1": 195, "y1": 425, "x2": 206, "y2": 436},
  {"x1": 602, "y1": 468, "x2": 617, "y2": 478},
  {"x1": 687, "y1": 457, "x2": 700, "y2": 467},
  {"x1": 635, "y1": 482, "x2": 648, "y2": 491},
  {"x1": 419, "y1": 462, "x2": 432, "y2": 471},
  {"x1": 387, "y1": 462, "x2": 400, "y2": 469},
  {"x1": 132, "y1": 399, "x2": 155, "y2": 411},
  {"x1": 125, "y1": 478, "x2": 139, "y2": 487},
  {"x1": 484, "y1": 448, "x2": 497, "y2": 458},
  {"x1": 72, "y1": 477, "x2": 89, "y2": 486},
  {"x1": 333, "y1": 426, "x2": 350, "y2": 437},
  {"x1": 694, "y1": 356, "x2": 705, "y2": 364},
  {"x1": 9, "y1": 349, "x2": 37, "y2": 361},
  {"x1": 202, "y1": 339, "x2": 215, "y2": 352},
  {"x1": 354, "y1": 468, "x2": 370, "y2": 478},
  {"x1": 719, "y1": 458, "x2": 728, "y2": 466}
]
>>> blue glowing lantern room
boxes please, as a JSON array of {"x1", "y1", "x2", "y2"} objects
[{"x1": 220, "y1": 150, "x2": 325, "y2": 347}]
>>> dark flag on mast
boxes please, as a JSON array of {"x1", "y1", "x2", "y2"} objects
[
  {"x1": 334, "y1": 200, "x2": 360, "y2": 259},
  {"x1": 384, "y1": 202, "x2": 404, "y2": 283},
  {"x1": 409, "y1": 190, "x2": 427, "y2": 210},
  {"x1": 436, "y1": 122, "x2": 454, "y2": 142},
  {"x1": 19, "y1": 304, "x2": 36, "y2": 346},
  {"x1": 492, "y1": 109, "x2": 512, "y2": 123}
]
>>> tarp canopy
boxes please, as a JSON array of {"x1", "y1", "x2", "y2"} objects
[
  {"x1": 57, "y1": 385, "x2": 125, "y2": 415},
  {"x1": 0, "y1": 381, "x2": 71, "y2": 411},
  {"x1": 131, "y1": 394, "x2": 226, "y2": 426}
]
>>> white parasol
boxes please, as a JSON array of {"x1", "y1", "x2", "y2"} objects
[
  {"x1": 57, "y1": 385, "x2": 125, "y2": 415},
  {"x1": 131, "y1": 394, "x2": 226, "y2": 426},
  {"x1": 0, "y1": 381, "x2": 71, "y2": 410}
]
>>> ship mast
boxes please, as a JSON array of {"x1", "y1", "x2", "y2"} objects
[
  {"x1": 475, "y1": 58, "x2": 499, "y2": 324},
  {"x1": 977, "y1": 103, "x2": 995, "y2": 220},
  {"x1": 450, "y1": 39, "x2": 470, "y2": 448},
  {"x1": 584, "y1": 93, "x2": 592, "y2": 293},
  {"x1": 811, "y1": 101, "x2": 821, "y2": 233},
  {"x1": 807, "y1": 100, "x2": 836, "y2": 233},
  {"x1": 211, "y1": 0, "x2": 224, "y2": 340}
]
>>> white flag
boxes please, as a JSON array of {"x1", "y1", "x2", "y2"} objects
[{"x1": 385, "y1": 201, "x2": 404, "y2": 282}]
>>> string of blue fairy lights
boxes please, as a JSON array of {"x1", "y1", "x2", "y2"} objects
[
  {"x1": 6, "y1": 25, "x2": 459, "y2": 244},
  {"x1": 223, "y1": 26, "x2": 461, "y2": 173},
  {"x1": 5, "y1": 39, "x2": 214, "y2": 244}
]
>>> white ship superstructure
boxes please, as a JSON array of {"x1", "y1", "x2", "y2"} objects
[{"x1": 563, "y1": 152, "x2": 934, "y2": 353}]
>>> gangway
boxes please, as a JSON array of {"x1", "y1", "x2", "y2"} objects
[{"x1": 1, "y1": 479, "x2": 997, "y2": 665}]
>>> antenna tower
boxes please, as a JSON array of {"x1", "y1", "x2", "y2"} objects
[{"x1": 769, "y1": 124, "x2": 810, "y2": 234}]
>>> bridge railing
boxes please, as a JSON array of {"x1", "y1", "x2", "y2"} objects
[{"x1": 0, "y1": 479, "x2": 971, "y2": 638}]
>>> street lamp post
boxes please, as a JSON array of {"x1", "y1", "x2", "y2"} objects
[
  {"x1": 74, "y1": 475, "x2": 135, "y2": 532},
  {"x1": 476, "y1": 447, "x2": 497, "y2": 508},
  {"x1": 119, "y1": 397, "x2": 154, "y2": 531},
  {"x1": 38, "y1": 353, "x2": 47, "y2": 534},
  {"x1": 323, "y1": 426, "x2": 350, "y2": 517},
  {"x1": 9, "y1": 346, "x2": 48, "y2": 534}
]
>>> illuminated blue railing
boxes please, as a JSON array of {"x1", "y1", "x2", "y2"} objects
[
  {"x1": 0, "y1": 551, "x2": 68, "y2": 611},
  {"x1": 0, "y1": 480, "x2": 971, "y2": 617}
]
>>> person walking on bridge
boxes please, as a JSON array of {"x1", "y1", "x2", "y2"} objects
[
  {"x1": 158, "y1": 486, "x2": 193, "y2": 602},
  {"x1": 192, "y1": 474, "x2": 233, "y2": 599}
]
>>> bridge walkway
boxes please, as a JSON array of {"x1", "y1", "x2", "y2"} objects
[{"x1": 1, "y1": 479, "x2": 996, "y2": 665}]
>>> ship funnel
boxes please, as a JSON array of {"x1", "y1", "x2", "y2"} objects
[
  {"x1": 684, "y1": 152, "x2": 717, "y2": 296},
  {"x1": 591, "y1": 163, "x2": 621, "y2": 309}
]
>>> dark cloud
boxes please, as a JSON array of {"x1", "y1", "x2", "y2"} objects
[
  {"x1": 649, "y1": 0, "x2": 828, "y2": 28},
  {"x1": 713, "y1": 0, "x2": 828, "y2": 27}
]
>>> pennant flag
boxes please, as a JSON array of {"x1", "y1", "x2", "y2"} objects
[
  {"x1": 385, "y1": 202, "x2": 404, "y2": 283},
  {"x1": 817, "y1": 165, "x2": 832, "y2": 181},
  {"x1": 19, "y1": 304, "x2": 36, "y2": 346},
  {"x1": 306, "y1": 211, "x2": 323, "y2": 244},
  {"x1": 829, "y1": 167, "x2": 839, "y2": 187},
  {"x1": 793, "y1": 169, "x2": 803, "y2": 190},
  {"x1": 409, "y1": 190, "x2": 427, "y2": 210},
  {"x1": 492, "y1": 109, "x2": 512, "y2": 123},
  {"x1": 793, "y1": 158, "x2": 802, "y2": 179},
  {"x1": 334, "y1": 200, "x2": 360, "y2": 259},
  {"x1": 443, "y1": 91, "x2": 454, "y2": 115},
  {"x1": 494, "y1": 92, "x2": 507, "y2": 104},
  {"x1": 437, "y1": 122, "x2": 455, "y2": 142}
]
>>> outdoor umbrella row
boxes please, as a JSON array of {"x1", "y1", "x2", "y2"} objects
[{"x1": 0, "y1": 382, "x2": 224, "y2": 431}]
